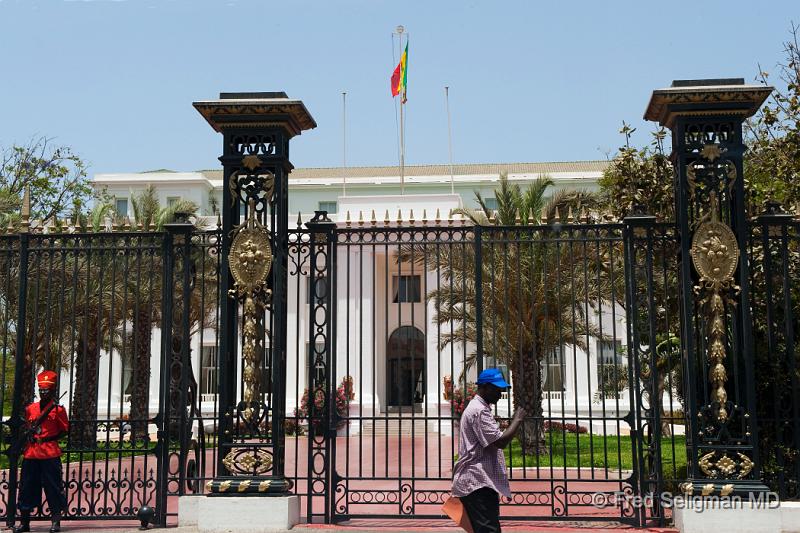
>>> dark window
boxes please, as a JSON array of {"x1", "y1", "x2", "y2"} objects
[
  {"x1": 543, "y1": 346, "x2": 565, "y2": 391},
  {"x1": 597, "y1": 340, "x2": 625, "y2": 399},
  {"x1": 318, "y1": 201, "x2": 337, "y2": 214},
  {"x1": 115, "y1": 198, "x2": 128, "y2": 217},
  {"x1": 393, "y1": 275, "x2": 421, "y2": 303},
  {"x1": 201, "y1": 345, "x2": 218, "y2": 397}
]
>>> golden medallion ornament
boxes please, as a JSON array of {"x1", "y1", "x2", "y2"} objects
[
  {"x1": 222, "y1": 447, "x2": 274, "y2": 476},
  {"x1": 229, "y1": 204, "x2": 272, "y2": 297},
  {"x1": 690, "y1": 191, "x2": 739, "y2": 422}
]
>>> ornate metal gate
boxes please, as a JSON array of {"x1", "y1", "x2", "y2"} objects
[{"x1": 2, "y1": 80, "x2": 795, "y2": 529}]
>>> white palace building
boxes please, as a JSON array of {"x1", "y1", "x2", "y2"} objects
[{"x1": 86, "y1": 160, "x2": 669, "y2": 436}]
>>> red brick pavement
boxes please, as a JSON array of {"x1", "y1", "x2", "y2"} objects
[{"x1": 3, "y1": 435, "x2": 671, "y2": 531}]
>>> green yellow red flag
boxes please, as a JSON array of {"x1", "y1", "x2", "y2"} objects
[{"x1": 391, "y1": 42, "x2": 408, "y2": 102}]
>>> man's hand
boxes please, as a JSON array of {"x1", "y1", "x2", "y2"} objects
[{"x1": 493, "y1": 408, "x2": 528, "y2": 449}]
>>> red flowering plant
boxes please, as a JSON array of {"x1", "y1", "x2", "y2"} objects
[
  {"x1": 449, "y1": 382, "x2": 478, "y2": 420},
  {"x1": 295, "y1": 377, "x2": 352, "y2": 432}
]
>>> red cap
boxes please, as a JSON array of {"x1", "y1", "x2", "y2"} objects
[{"x1": 37, "y1": 370, "x2": 57, "y2": 389}]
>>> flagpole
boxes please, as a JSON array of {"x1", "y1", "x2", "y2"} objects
[
  {"x1": 342, "y1": 91, "x2": 347, "y2": 197},
  {"x1": 396, "y1": 26, "x2": 406, "y2": 195},
  {"x1": 400, "y1": 88, "x2": 405, "y2": 195},
  {"x1": 445, "y1": 86, "x2": 455, "y2": 194}
]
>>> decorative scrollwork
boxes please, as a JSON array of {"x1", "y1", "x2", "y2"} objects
[
  {"x1": 229, "y1": 201, "x2": 273, "y2": 422},
  {"x1": 229, "y1": 169, "x2": 275, "y2": 214},
  {"x1": 222, "y1": 448, "x2": 274, "y2": 476},
  {"x1": 232, "y1": 134, "x2": 276, "y2": 156},
  {"x1": 698, "y1": 451, "x2": 754, "y2": 479}
]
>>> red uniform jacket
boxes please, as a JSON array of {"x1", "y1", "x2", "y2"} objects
[{"x1": 23, "y1": 401, "x2": 69, "y2": 460}]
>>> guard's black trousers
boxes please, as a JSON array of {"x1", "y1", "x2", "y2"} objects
[
  {"x1": 18, "y1": 458, "x2": 67, "y2": 515},
  {"x1": 461, "y1": 487, "x2": 501, "y2": 533}
]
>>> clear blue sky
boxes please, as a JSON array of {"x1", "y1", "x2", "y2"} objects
[{"x1": 0, "y1": 0, "x2": 796, "y2": 175}]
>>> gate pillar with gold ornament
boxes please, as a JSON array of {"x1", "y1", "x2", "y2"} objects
[
  {"x1": 190, "y1": 93, "x2": 315, "y2": 532},
  {"x1": 644, "y1": 79, "x2": 772, "y2": 501}
]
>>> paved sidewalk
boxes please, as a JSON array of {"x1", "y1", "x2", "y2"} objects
[{"x1": 27, "y1": 521, "x2": 677, "y2": 533}]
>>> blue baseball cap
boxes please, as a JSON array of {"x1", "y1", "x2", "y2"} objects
[{"x1": 477, "y1": 368, "x2": 510, "y2": 389}]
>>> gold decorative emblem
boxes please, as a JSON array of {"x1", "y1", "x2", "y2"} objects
[
  {"x1": 258, "y1": 480, "x2": 272, "y2": 492},
  {"x1": 720, "y1": 484, "x2": 734, "y2": 496},
  {"x1": 242, "y1": 154, "x2": 261, "y2": 171},
  {"x1": 698, "y1": 450, "x2": 753, "y2": 479},
  {"x1": 230, "y1": 206, "x2": 272, "y2": 296},
  {"x1": 219, "y1": 480, "x2": 232, "y2": 492},
  {"x1": 222, "y1": 448, "x2": 274, "y2": 476},
  {"x1": 738, "y1": 453, "x2": 754, "y2": 478},
  {"x1": 716, "y1": 455, "x2": 737, "y2": 476},
  {"x1": 237, "y1": 480, "x2": 251, "y2": 492},
  {"x1": 699, "y1": 452, "x2": 715, "y2": 476},
  {"x1": 680, "y1": 482, "x2": 694, "y2": 495},
  {"x1": 700, "y1": 143, "x2": 723, "y2": 162},
  {"x1": 205, "y1": 480, "x2": 213, "y2": 492},
  {"x1": 690, "y1": 192, "x2": 739, "y2": 422},
  {"x1": 701, "y1": 484, "x2": 715, "y2": 496},
  {"x1": 690, "y1": 220, "x2": 739, "y2": 287}
]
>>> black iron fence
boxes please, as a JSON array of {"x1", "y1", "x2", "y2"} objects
[
  {"x1": 750, "y1": 209, "x2": 800, "y2": 501},
  {"x1": 0, "y1": 229, "x2": 170, "y2": 524},
  {"x1": 0, "y1": 212, "x2": 797, "y2": 527}
]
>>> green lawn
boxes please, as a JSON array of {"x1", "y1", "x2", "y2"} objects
[
  {"x1": 0, "y1": 439, "x2": 158, "y2": 469},
  {"x1": 505, "y1": 431, "x2": 687, "y2": 475}
]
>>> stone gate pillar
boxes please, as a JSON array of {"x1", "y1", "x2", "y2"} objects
[
  {"x1": 191, "y1": 93, "x2": 315, "y2": 530},
  {"x1": 644, "y1": 79, "x2": 771, "y2": 499}
]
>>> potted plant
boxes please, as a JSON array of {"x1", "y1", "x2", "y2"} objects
[
  {"x1": 443, "y1": 375, "x2": 453, "y2": 401},
  {"x1": 449, "y1": 382, "x2": 478, "y2": 423},
  {"x1": 341, "y1": 375, "x2": 355, "y2": 401},
  {"x1": 295, "y1": 376, "x2": 353, "y2": 434}
]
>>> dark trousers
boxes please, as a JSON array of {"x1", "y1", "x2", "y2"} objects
[
  {"x1": 461, "y1": 487, "x2": 501, "y2": 533},
  {"x1": 18, "y1": 458, "x2": 67, "y2": 516}
]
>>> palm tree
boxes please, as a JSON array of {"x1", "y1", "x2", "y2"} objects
[
  {"x1": 69, "y1": 203, "x2": 129, "y2": 448},
  {"x1": 124, "y1": 186, "x2": 202, "y2": 441},
  {"x1": 0, "y1": 202, "x2": 120, "y2": 428},
  {"x1": 400, "y1": 174, "x2": 614, "y2": 454}
]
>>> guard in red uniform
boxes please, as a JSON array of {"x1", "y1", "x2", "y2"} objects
[{"x1": 12, "y1": 370, "x2": 69, "y2": 533}]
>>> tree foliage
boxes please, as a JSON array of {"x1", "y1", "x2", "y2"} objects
[
  {"x1": 598, "y1": 125, "x2": 685, "y2": 433},
  {"x1": 598, "y1": 123, "x2": 674, "y2": 222},
  {"x1": 744, "y1": 24, "x2": 800, "y2": 498},
  {"x1": 745, "y1": 23, "x2": 800, "y2": 215},
  {"x1": 0, "y1": 137, "x2": 93, "y2": 225}
]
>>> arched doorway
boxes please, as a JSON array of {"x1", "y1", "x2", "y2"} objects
[{"x1": 386, "y1": 326, "x2": 425, "y2": 407}]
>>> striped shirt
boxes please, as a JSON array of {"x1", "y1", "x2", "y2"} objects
[{"x1": 451, "y1": 395, "x2": 510, "y2": 499}]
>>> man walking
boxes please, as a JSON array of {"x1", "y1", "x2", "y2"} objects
[
  {"x1": 12, "y1": 370, "x2": 69, "y2": 533},
  {"x1": 452, "y1": 368, "x2": 526, "y2": 533}
]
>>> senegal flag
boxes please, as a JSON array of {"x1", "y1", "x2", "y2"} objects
[{"x1": 391, "y1": 42, "x2": 408, "y2": 102}]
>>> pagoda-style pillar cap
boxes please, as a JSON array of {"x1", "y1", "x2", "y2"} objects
[
  {"x1": 644, "y1": 79, "x2": 772, "y2": 128},
  {"x1": 193, "y1": 91, "x2": 317, "y2": 136}
]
